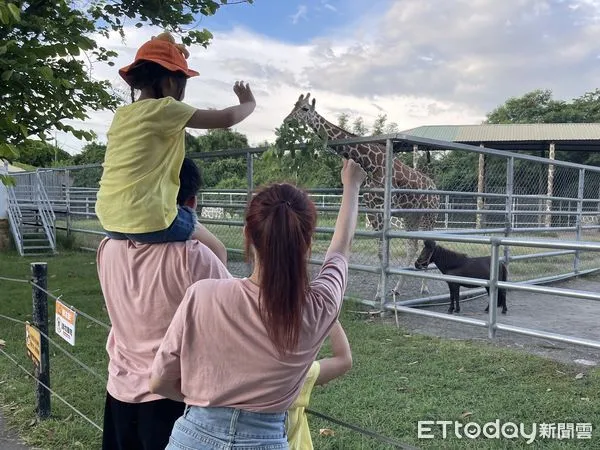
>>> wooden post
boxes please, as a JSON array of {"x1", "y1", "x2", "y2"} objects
[
  {"x1": 545, "y1": 142, "x2": 556, "y2": 227},
  {"x1": 476, "y1": 146, "x2": 485, "y2": 229},
  {"x1": 31, "y1": 262, "x2": 50, "y2": 419}
]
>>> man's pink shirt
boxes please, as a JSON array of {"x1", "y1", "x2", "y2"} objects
[
  {"x1": 151, "y1": 251, "x2": 348, "y2": 412},
  {"x1": 97, "y1": 238, "x2": 232, "y2": 403}
]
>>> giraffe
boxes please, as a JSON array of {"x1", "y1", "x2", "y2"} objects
[{"x1": 283, "y1": 93, "x2": 440, "y2": 301}]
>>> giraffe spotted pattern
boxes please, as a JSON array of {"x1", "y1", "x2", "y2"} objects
[{"x1": 283, "y1": 93, "x2": 440, "y2": 300}]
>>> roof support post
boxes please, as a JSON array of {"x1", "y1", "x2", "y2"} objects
[
  {"x1": 412, "y1": 144, "x2": 418, "y2": 169},
  {"x1": 545, "y1": 142, "x2": 556, "y2": 227},
  {"x1": 476, "y1": 145, "x2": 485, "y2": 229}
]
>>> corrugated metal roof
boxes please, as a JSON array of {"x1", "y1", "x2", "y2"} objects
[
  {"x1": 401, "y1": 123, "x2": 600, "y2": 143},
  {"x1": 399, "y1": 125, "x2": 459, "y2": 141}
]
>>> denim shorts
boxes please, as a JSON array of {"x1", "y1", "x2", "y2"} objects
[
  {"x1": 105, "y1": 206, "x2": 196, "y2": 244},
  {"x1": 166, "y1": 405, "x2": 288, "y2": 450}
]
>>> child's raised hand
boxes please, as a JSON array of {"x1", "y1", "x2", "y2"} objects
[{"x1": 233, "y1": 81, "x2": 255, "y2": 105}]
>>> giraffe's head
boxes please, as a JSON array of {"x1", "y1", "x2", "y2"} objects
[{"x1": 283, "y1": 93, "x2": 321, "y2": 130}]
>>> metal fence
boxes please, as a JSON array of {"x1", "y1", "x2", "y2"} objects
[{"x1": 8, "y1": 133, "x2": 600, "y2": 349}]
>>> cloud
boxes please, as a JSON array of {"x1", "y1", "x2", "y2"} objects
[
  {"x1": 56, "y1": 1, "x2": 600, "y2": 154},
  {"x1": 323, "y1": 3, "x2": 337, "y2": 12},
  {"x1": 290, "y1": 5, "x2": 308, "y2": 24},
  {"x1": 57, "y1": 23, "x2": 484, "y2": 154},
  {"x1": 305, "y1": 0, "x2": 600, "y2": 113}
]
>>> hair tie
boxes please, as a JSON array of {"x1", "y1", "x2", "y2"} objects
[{"x1": 280, "y1": 200, "x2": 291, "y2": 207}]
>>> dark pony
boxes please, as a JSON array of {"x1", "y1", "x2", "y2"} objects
[{"x1": 414, "y1": 240, "x2": 508, "y2": 314}]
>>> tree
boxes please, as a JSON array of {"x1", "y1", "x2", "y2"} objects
[
  {"x1": 485, "y1": 88, "x2": 600, "y2": 167},
  {"x1": 186, "y1": 129, "x2": 249, "y2": 188},
  {"x1": 371, "y1": 113, "x2": 399, "y2": 136},
  {"x1": 14, "y1": 141, "x2": 71, "y2": 167},
  {"x1": 0, "y1": 0, "x2": 253, "y2": 160},
  {"x1": 68, "y1": 142, "x2": 106, "y2": 187},
  {"x1": 485, "y1": 89, "x2": 576, "y2": 124},
  {"x1": 337, "y1": 112, "x2": 350, "y2": 131},
  {"x1": 352, "y1": 117, "x2": 368, "y2": 136}
]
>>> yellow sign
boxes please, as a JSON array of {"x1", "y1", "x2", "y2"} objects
[
  {"x1": 55, "y1": 300, "x2": 76, "y2": 346},
  {"x1": 25, "y1": 322, "x2": 41, "y2": 367}
]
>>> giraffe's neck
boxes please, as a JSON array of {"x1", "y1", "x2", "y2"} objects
[{"x1": 310, "y1": 114, "x2": 384, "y2": 174}]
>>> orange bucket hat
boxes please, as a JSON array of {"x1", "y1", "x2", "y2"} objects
[{"x1": 119, "y1": 32, "x2": 199, "y2": 85}]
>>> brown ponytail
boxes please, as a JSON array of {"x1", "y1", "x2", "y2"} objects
[{"x1": 245, "y1": 183, "x2": 317, "y2": 354}]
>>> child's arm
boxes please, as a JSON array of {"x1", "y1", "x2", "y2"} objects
[
  {"x1": 315, "y1": 321, "x2": 352, "y2": 386},
  {"x1": 186, "y1": 81, "x2": 256, "y2": 129},
  {"x1": 192, "y1": 222, "x2": 228, "y2": 265}
]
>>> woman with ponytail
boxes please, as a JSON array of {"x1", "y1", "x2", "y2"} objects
[{"x1": 150, "y1": 159, "x2": 366, "y2": 449}]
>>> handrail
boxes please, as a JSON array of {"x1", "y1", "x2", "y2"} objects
[
  {"x1": 34, "y1": 170, "x2": 56, "y2": 251},
  {"x1": 6, "y1": 187, "x2": 24, "y2": 256}
]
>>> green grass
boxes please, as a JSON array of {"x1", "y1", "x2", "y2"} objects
[{"x1": 0, "y1": 250, "x2": 598, "y2": 449}]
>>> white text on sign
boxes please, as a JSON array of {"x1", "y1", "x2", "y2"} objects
[{"x1": 55, "y1": 300, "x2": 77, "y2": 346}]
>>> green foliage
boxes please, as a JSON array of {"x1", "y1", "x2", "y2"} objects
[
  {"x1": 485, "y1": 88, "x2": 600, "y2": 168},
  {"x1": 13, "y1": 140, "x2": 71, "y2": 167},
  {"x1": 68, "y1": 142, "x2": 107, "y2": 187},
  {"x1": 0, "y1": 174, "x2": 15, "y2": 186},
  {"x1": 352, "y1": 116, "x2": 368, "y2": 136},
  {"x1": 254, "y1": 146, "x2": 342, "y2": 189},
  {"x1": 186, "y1": 129, "x2": 249, "y2": 188},
  {"x1": 0, "y1": 0, "x2": 253, "y2": 162},
  {"x1": 337, "y1": 112, "x2": 350, "y2": 130}
]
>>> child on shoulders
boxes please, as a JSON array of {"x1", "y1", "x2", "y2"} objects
[{"x1": 96, "y1": 31, "x2": 255, "y2": 258}]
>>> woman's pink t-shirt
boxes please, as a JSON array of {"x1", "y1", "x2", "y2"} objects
[{"x1": 151, "y1": 250, "x2": 348, "y2": 412}]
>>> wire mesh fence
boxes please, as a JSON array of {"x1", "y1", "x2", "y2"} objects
[{"x1": 7, "y1": 135, "x2": 600, "y2": 307}]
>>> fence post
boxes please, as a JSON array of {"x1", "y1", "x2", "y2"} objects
[
  {"x1": 444, "y1": 194, "x2": 449, "y2": 229},
  {"x1": 246, "y1": 152, "x2": 254, "y2": 204},
  {"x1": 65, "y1": 169, "x2": 71, "y2": 238},
  {"x1": 487, "y1": 239, "x2": 500, "y2": 339},
  {"x1": 476, "y1": 147, "x2": 485, "y2": 229},
  {"x1": 380, "y1": 138, "x2": 393, "y2": 311},
  {"x1": 545, "y1": 142, "x2": 556, "y2": 227},
  {"x1": 504, "y1": 157, "x2": 514, "y2": 269},
  {"x1": 574, "y1": 169, "x2": 585, "y2": 274},
  {"x1": 31, "y1": 262, "x2": 50, "y2": 419}
]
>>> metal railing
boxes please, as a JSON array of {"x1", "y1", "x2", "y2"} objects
[
  {"x1": 6, "y1": 186, "x2": 24, "y2": 255},
  {"x1": 387, "y1": 231, "x2": 600, "y2": 350},
  {"x1": 34, "y1": 171, "x2": 56, "y2": 251},
  {"x1": 10, "y1": 134, "x2": 600, "y2": 352}
]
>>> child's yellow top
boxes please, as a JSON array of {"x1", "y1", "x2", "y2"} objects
[
  {"x1": 286, "y1": 361, "x2": 320, "y2": 450},
  {"x1": 95, "y1": 97, "x2": 196, "y2": 233}
]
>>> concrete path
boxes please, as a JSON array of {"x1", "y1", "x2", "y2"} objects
[{"x1": 0, "y1": 411, "x2": 31, "y2": 450}]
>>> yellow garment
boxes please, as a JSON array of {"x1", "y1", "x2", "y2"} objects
[
  {"x1": 287, "y1": 361, "x2": 320, "y2": 450},
  {"x1": 95, "y1": 97, "x2": 196, "y2": 233}
]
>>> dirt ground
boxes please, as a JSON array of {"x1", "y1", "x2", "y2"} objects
[
  {"x1": 384, "y1": 276, "x2": 600, "y2": 368},
  {"x1": 229, "y1": 260, "x2": 600, "y2": 368}
]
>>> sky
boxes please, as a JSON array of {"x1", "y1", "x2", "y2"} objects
[{"x1": 57, "y1": 0, "x2": 600, "y2": 154}]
